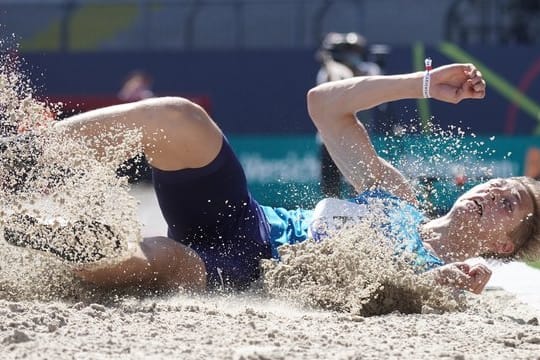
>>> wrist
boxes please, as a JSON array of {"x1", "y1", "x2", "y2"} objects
[{"x1": 395, "y1": 72, "x2": 424, "y2": 99}]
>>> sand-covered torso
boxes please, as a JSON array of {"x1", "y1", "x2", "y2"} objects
[{"x1": 262, "y1": 189, "x2": 444, "y2": 273}]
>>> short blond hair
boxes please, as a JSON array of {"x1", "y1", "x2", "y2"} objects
[{"x1": 509, "y1": 176, "x2": 540, "y2": 261}]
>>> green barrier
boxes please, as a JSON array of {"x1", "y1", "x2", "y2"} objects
[
  {"x1": 229, "y1": 135, "x2": 322, "y2": 209},
  {"x1": 228, "y1": 134, "x2": 539, "y2": 213}
]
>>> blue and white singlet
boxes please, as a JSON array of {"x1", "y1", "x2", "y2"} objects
[{"x1": 260, "y1": 189, "x2": 444, "y2": 272}]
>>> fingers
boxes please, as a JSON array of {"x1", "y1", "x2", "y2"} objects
[
  {"x1": 431, "y1": 63, "x2": 486, "y2": 103},
  {"x1": 466, "y1": 264, "x2": 492, "y2": 294},
  {"x1": 455, "y1": 262, "x2": 470, "y2": 273},
  {"x1": 441, "y1": 262, "x2": 492, "y2": 294},
  {"x1": 465, "y1": 66, "x2": 486, "y2": 99}
]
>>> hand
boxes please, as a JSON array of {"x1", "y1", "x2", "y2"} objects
[
  {"x1": 429, "y1": 64, "x2": 486, "y2": 104},
  {"x1": 434, "y1": 262, "x2": 492, "y2": 294}
]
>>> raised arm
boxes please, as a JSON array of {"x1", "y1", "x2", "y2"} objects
[{"x1": 307, "y1": 63, "x2": 486, "y2": 202}]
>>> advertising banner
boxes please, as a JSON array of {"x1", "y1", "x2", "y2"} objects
[{"x1": 230, "y1": 134, "x2": 539, "y2": 214}]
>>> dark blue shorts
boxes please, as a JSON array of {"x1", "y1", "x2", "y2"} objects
[{"x1": 152, "y1": 137, "x2": 272, "y2": 289}]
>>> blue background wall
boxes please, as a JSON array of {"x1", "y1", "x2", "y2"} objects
[
  {"x1": 13, "y1": 45, "x2": 540, "y2": 211},
  {"x1": 21, "y1": 45, "x2": 540, "y2": 135}
]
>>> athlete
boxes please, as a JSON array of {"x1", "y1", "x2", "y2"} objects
[{"x1": 2, "y1": 63, "x2": 539, "y2": 295}]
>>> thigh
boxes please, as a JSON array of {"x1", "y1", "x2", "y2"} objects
[
  {"x1": 152, "y1": 137, "x2": 249, "y2": 240},
  {"x1": 56, "y1": 97, "x2": 223, "y2": 171},
  {"x1": 152, "y1": 137, "x2": 271, "y2": 288},
  {"x1": 74, "y1": 236, "x2": 207, "y2": 290}
]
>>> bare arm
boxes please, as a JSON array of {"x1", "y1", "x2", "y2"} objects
[{"x1": 307, "y1": 63, "x2": 486, "y2": 202}]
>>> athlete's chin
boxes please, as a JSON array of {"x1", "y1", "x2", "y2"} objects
[{"x1": 446, "y1": 204, "x2": 479, "y2": 227}]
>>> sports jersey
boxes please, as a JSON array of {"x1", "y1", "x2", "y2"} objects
[{"x1": 261, "y1": 189, "x2": 444, "y2": 271}]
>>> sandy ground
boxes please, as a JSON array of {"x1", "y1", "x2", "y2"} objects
[
  {"x1": 1, "y1": 288, "x2": 540, "y2": 359},
  {"x1": 1, "y1": 183, "x2": 540, "y2": 360}
]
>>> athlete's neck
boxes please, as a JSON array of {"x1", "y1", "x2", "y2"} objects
[{"x1": 421, "y1": 217, "x2": 477, "y2": 263}]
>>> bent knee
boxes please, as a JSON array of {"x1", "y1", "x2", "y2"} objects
[
  {"x1": 141, "y1": 96, "x2": 210, "y2": 125},
  {"x1": 139, "y1": 97, "x2": 222, "y2": 170},
  {"x1": 142, "y1": 96, "x2": 220, "y2": 143}
]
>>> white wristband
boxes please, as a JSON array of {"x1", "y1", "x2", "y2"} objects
[{"x1": 423, "y1": 57, "x2": 432, "y2": 98}]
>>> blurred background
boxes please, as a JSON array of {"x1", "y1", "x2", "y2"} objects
[{"x1": 1, "y1": 0, "x2": 539, "y2": 212}]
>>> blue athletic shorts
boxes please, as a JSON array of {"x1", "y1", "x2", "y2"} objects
[{"x1": 152, "y1": 137, "x2": 272, "y2": 289}]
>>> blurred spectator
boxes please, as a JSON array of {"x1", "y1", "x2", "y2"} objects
[
  {"x1": 315, "y1": 32, "x2": 383, "y2": 198},
  {"x1": 446, "y1": 0, "x2": 540, "y2": 45},
  {"x1": 118, "y1": 70, "x2": 154, "y2": 102},
  {"x1": 507, "y1": 0, "x2": 540, "y2": 44},
  {"x1": 316, "y1": 32, "x2": 380, "y2": 84},
  {"x1": 524, "y1": 147, "x2": 540, "y2": 180}
]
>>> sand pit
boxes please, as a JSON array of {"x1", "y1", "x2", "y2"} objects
[{"x1": 0, "y1": 286, "x2": 539, "y2": 359}]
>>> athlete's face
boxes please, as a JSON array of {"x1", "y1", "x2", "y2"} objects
[{"x1": 448, "y1": 178, "x2": 534, "y2": 255}]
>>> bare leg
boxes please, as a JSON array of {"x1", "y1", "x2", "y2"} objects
[
  {"x1": 54, "y1": 97, "x2": 224, "y2": 290},
  {"x1": 54, "y1": 96, "x2": 223, "y2": 171},
  {"x1": 74, "y1": 237, "x2": 207, "y2": 291}
]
